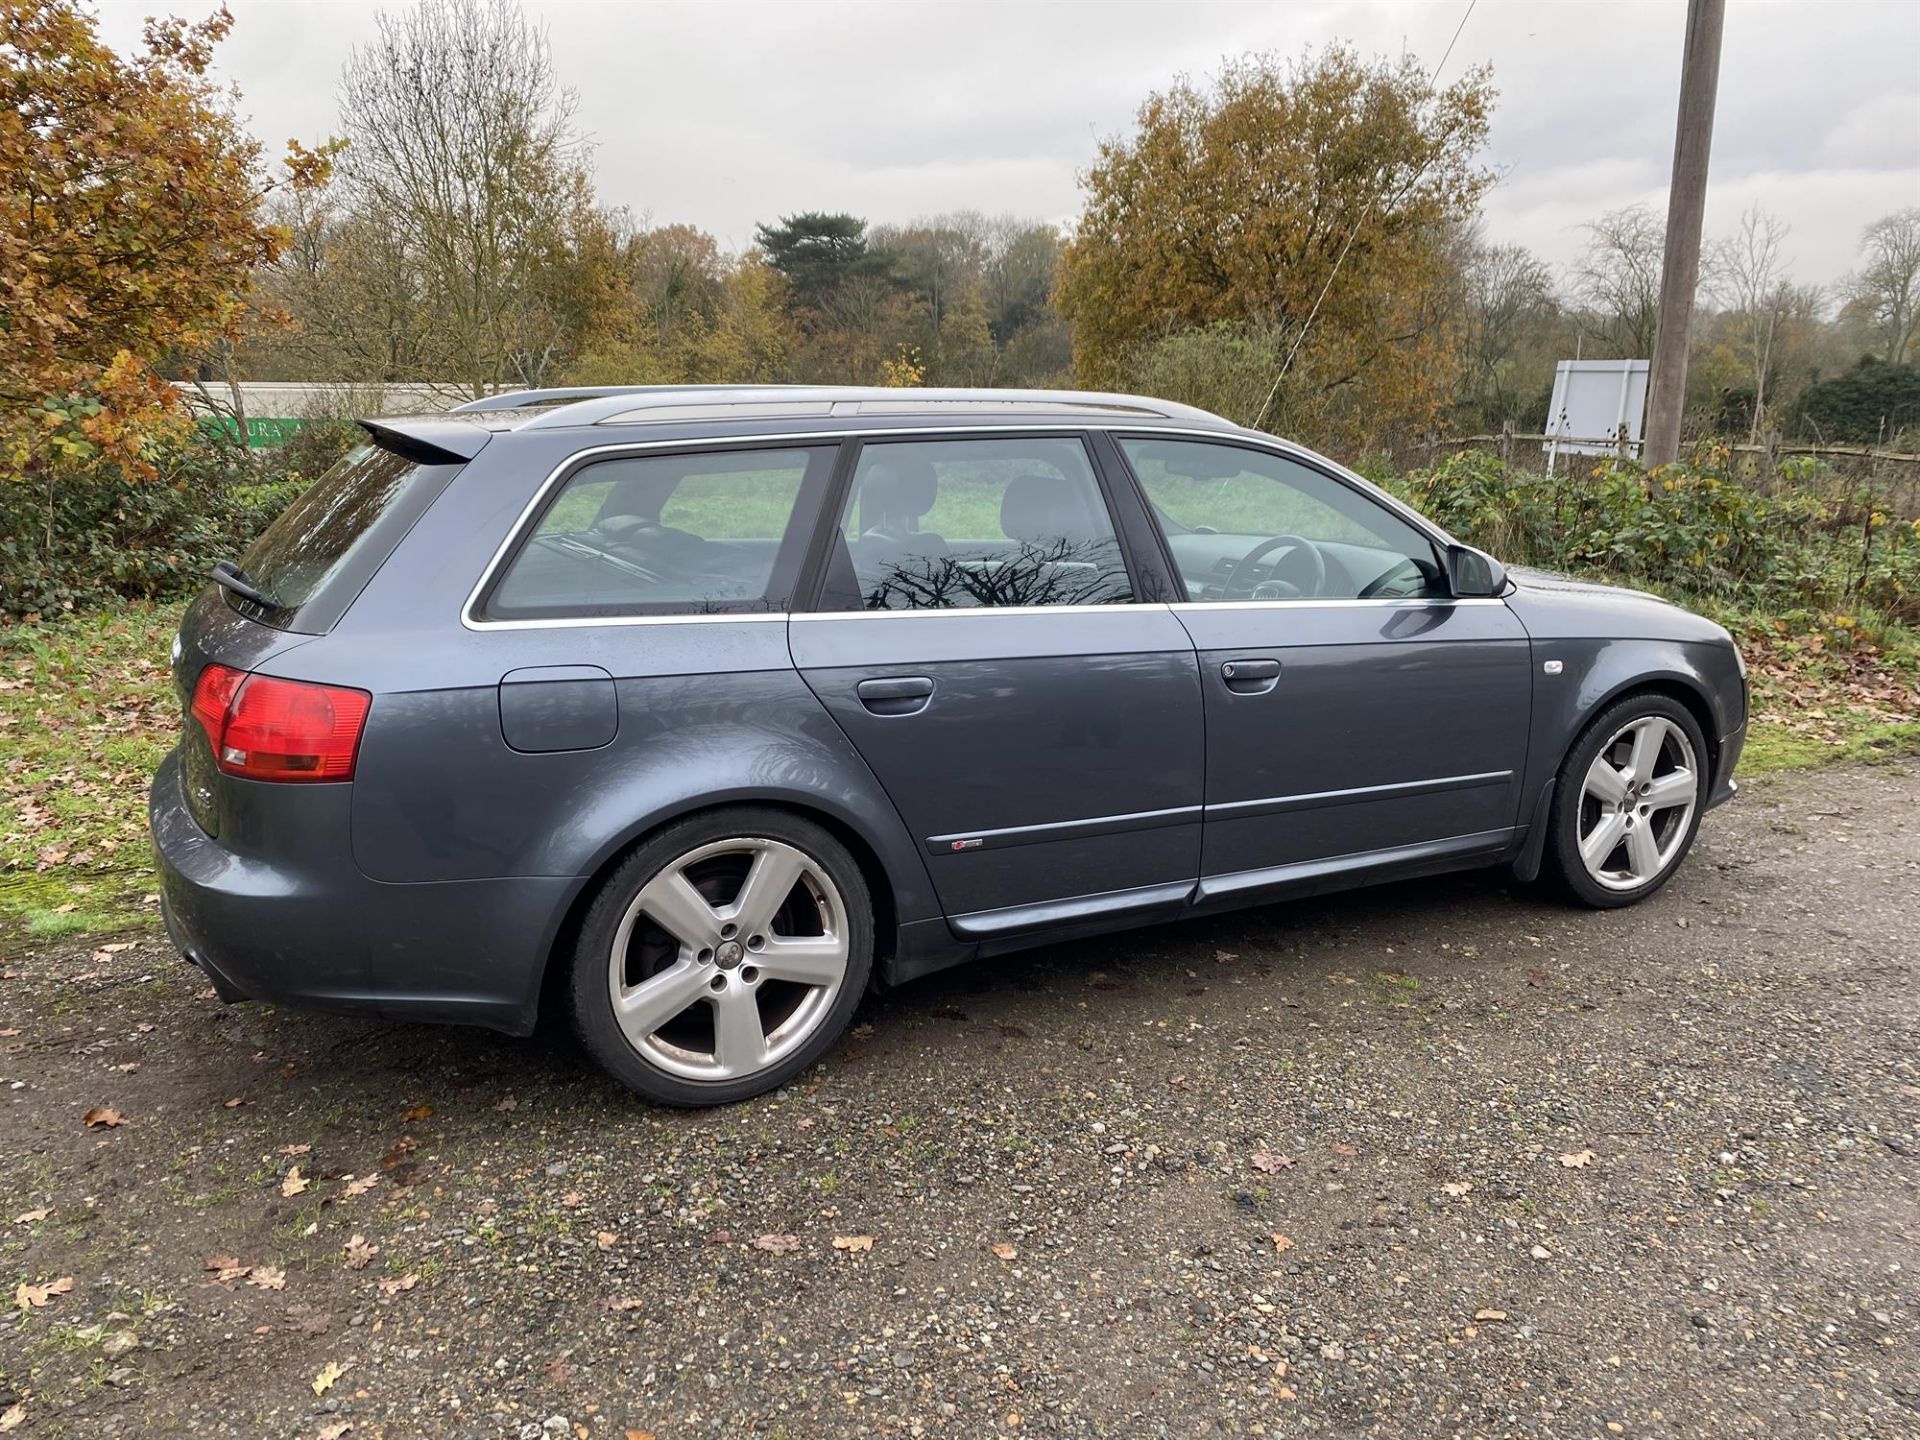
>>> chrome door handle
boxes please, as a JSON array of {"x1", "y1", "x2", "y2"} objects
[
  {"x1": 1220, "y1": 658, "x2": 1281, "y2": 694},
  {"x1": 857, "y1": 676, "x2": 934, "y2": 715}
]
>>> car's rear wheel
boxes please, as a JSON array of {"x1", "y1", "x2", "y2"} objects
[
  {"x1": 569, "y1": 808, "x2": 872, "y2": 1106},
  {"x1": 1545, "y1": 693, "x2": 1708, "y2": 909}
]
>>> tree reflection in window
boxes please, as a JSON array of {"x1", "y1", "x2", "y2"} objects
[{"x1": 862, "y1": 535, "x2": 1131, "y2": 610}]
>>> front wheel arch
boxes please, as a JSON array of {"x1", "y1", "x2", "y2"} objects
[{"x1": 1542, "y1": 690, "x2": 1711, "y2": 907}]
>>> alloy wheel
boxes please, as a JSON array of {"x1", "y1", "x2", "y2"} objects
[
  {"x1": 606, "y1": 836, "x2": 849, "y2": 1082},
  {"x1": 1576, "y1": 715, "x2": 1699, "y2": 891}
]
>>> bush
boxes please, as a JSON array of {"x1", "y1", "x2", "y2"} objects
[
  {"x1": 1388, "y1": 449, "x2": 1920, "y2": 627},
  {"x1": 1789, "y1": 356, "x2": 1920, "y2": 446},
  {"x1": 0, "y1": 432, "x2": 319, "y2": 621}
]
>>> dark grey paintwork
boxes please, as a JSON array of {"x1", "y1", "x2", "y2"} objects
[{"x1": 150, "y1": 390, "x2": 1747, "y2": 1035}]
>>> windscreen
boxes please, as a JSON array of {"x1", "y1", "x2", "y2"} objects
[{"x1": 233, "y1": 442, "x2": 461, "y2": 633}]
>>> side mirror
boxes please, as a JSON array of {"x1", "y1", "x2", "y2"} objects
[{"x1": 1444, "y1": 543, "x2": 1506, "y2": 599}]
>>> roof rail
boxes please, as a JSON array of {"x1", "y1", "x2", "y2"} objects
[
  {"x1": 505, "y1": 385, "x2": 1237, "y2": 432},
  {"x1": 449, "y1": 384, "x2": 836, "y2": 414}
]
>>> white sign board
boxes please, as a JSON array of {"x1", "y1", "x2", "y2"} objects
[{"x1": 1542, "y1": 359, "x2": 1649, "y2": 458}]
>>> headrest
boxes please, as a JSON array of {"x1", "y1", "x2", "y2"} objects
[
  {"x1": 1000, "y1": 473, "x2": 1101, "y2": 545},
  {"x1": 862, "y1": 457, "x2": 938, "y2": 524},
  {"x1": 595, "y1": 462, "x2": 678, "y2": 523}
]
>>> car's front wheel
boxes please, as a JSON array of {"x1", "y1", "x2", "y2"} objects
[
  {"x1": 1545, "y1": 693, "x2": 1708, "y2": 909},
  {"x1": 569, "y1": 807, "x2": 872, "y2": 1106}
]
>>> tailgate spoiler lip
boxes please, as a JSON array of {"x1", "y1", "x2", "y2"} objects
[{"x1": 359, "y1": 416, "x2": 492, "y2": 465}]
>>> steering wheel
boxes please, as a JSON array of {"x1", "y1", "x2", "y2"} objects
[{"x1": 1224, "y1": 534, "x2": 1325, "y2": 599}]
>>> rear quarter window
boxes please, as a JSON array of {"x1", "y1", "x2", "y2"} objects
[
  {"x1": 480, "y1": 446, "x2": 835, "y2": 621},
  {"x1": 235, "y1": 443, "x2": 462, "y2": 633}
]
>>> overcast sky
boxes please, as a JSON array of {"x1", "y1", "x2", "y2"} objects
[{"x1": 97, "y1": 0, "x2": 1920, "y2": 286}]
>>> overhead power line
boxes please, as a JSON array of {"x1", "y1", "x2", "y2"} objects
[{"x1": 1250, "y1": 0, "x2": 1479, "y2": 433}]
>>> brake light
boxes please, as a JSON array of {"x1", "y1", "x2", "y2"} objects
[{"x1": 189, "y1": 663, "x2": 371, "y2": 782}]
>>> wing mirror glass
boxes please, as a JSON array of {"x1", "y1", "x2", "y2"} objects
[{"x1": 1444, "y1": 543, "x2": 1506, "y2": 599}]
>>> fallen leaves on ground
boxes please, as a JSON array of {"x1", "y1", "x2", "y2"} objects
[
  {"x1": 1250, "y1": 1149, "x2": 1294, "y2": 1173},
  {"x1": 316, "y1": 1422, "x2": 353, "y2": 1440},
  {"x1": 12, "y1": 1208, "x2": 49, "y2": 1225},
  {"x1": 990, "y1": 1242, "x2": 1017, "y2": 1260},
  {"x1": 341, "y1": 1174, "x2": 378, "y2": 1199},
  {"x1": 1474, "y1": 1307, "x2": 1509, "y2": 1322},
  {"x1": 82, "y1": 1105, "x2": 125, "y2": 1128},
  {"x1": 831, "y1": 1234, "x2": 874, "y2": 1253},
  {"x1": 375, "y1": 1273, "x2": 417, "y2": 1296},
  {"x1": 279, "y1": 1143, "x2": 311, "y2": 1157},
  {"x1": 1559, "y1": 1149, "x2": 1596, "y2": 1168},
  {"x1": 401, "y1": 1103, "x2": 435, "y2": 1122},
  {"x1": 206, "y1": 1256, "x2": 253, "y2": 1285},
  {"x1": 15, "y1": 1276, "x2": 74, "y2": 1308},
  {"x1": 1442, "y1": 1180, "x2": 1475, "y2": 1197},
  {"x1": 281, "y1": 1165, "x2": 310, "y2": 1197},
  {"x1": 0, "y1": 1403, "x2": 24, "y2": 1432},
  {"x1": 1269, "y1": 1234, "x2": 1295, "y2": 1254},
  {"x1": 342, "y1": 1235, "x2": 378, "y2": 1270},
  {"x1": 248, "y1": 1266, "x2": 286, "y2": 1291},
  {"x1": 311, "y1": 1360, "x2": 348, "y2": 1396},
  {"x1": 753, "y1": 1233, "x2": 799, "y2": 1254}
]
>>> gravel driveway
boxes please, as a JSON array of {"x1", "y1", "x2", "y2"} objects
[{"x1": 2, "y1": 759, "x2": 1915, "y2": 1438}]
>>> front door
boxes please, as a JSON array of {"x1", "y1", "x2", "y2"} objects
[
  {"x1": 1111, "y1": 435, "x2": 1533, "y2": 895},
  {"x1": 791, "y1": 434, "x2": 1205, "y2": 934}
]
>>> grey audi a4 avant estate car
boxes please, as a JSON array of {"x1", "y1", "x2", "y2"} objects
[{"x1": 151, "y1": 386, "x2": 1746, "y2": 1104}]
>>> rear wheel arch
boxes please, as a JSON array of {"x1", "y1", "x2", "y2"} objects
[{"x1": 534, "y1": 795, "x2": 901, "y2": 1028}]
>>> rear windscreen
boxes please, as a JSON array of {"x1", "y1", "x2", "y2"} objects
[{"x1": 233, "y1": 443, "x2": 462, "y2": 633}]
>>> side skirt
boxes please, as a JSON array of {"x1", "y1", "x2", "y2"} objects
[{"x1": 878, "y1": 829, "x2": 1519, "y2": 987}]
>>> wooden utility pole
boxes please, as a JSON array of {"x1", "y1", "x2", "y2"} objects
[{"x1": 1643, "y1": 0, "x2": 1725, "y2": 468}]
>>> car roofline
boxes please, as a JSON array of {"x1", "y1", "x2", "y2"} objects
[{"x1": 448, "y1": 384, "x2": 1238, "y2": 432}]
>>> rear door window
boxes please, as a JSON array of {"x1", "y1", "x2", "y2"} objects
[
  {"x1": 818, "y1": 436, "x2": 1134, "y2": 611},
  {"x1": 483, "y1": 446, "x2": 836, "y2": 620},
  {"x1": 235, "y1": 443, "x2": 463, "y2": 633}
]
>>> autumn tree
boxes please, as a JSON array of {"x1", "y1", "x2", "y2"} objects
[
  {"x1": 0, "y1": 0, "x2": 327, "y2": 474},
  {"x1": 1056, "y1": 47, "x2": 1493, "y2": 449}
]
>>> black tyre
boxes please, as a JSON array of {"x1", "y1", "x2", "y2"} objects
[
  {"x1": 569, "y1": 807, "x2": 872, "y2": 1106},
  {"x1": 1544, "y1": 693, "x2": 1709, "y2": 909}
]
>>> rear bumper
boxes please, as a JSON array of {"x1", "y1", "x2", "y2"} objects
[{"x1": 149, "y1": 751, "x2": 573, "y2": 1035}]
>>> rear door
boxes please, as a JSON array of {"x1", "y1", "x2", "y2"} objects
[
  {"x1": 1110, "y1": 435, "x2": 1533, "y2": 898},
  {"x1": 790, "y1": 433, "x2": 1205, "y2": 936}
]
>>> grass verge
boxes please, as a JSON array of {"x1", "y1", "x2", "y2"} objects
[{"x1": 1, "y1": 603, "x2": 180, "y2": 939}]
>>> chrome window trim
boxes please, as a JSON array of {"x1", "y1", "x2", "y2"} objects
[
  {"x1": 1168, "y1": 597, "x2": 1509, "y2": 611},
  {"x1": 792, "y1": 602, "x2": 1174, "y2": 622},
  {"x1": 460, "y1": 424, "x2": 1477, "y2": 632}
]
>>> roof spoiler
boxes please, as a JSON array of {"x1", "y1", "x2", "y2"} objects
[{"x1": 359, "y1": 416, "x2": 491, "y2": 465}]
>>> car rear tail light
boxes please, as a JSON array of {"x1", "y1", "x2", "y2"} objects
[{"x1": 190, "y1": 663, "x2": 371, "y2": 782}]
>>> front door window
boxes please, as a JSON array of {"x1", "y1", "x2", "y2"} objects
[{"x1": 1117, "y1": 438, "x2": 1446, "y2": 602}]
